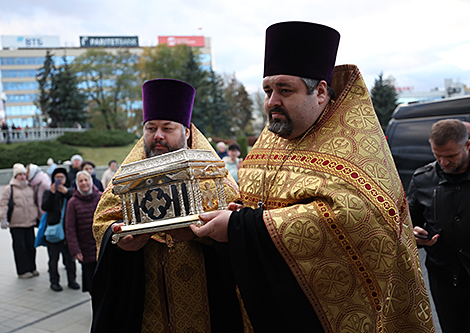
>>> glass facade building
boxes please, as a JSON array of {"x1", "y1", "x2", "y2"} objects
[
  {"x1": 0, "y1": 36, "x2": 213, "y2": 128},
  {"x1": 0, "y1": 47, "x2": 87, "y2": 128}
]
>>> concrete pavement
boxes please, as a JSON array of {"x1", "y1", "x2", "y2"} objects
[{"x1": 0, "y1": 185, "x2": 92, "y2": 333}]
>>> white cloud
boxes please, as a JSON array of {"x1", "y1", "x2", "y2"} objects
[{"x1": 2, "y1": 0, "x2": 470, "y2": 92}]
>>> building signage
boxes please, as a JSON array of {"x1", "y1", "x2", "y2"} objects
[
  {"x1": 80, "y1": 36, "x2": 139, "y2": 48},
  {"x1": 395, "y1": 86, "x2": 415, "y2": 92},
  {"x1": 1, "y1": 35, "x2": 60, "y2": 48},
  {"x1": 158, "y1": 36, "x2": 205, "y2": 47}
]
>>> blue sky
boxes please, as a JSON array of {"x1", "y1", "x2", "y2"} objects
[{"x1": 1, "y1": 0, "x2": 470, "y2": 94}]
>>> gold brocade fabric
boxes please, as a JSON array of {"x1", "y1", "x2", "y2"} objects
[
  {"x1": 93, "y1": 124, "x2": 239, "y2": 333},
  {"x1": 237, "y1": 65, "x2": 435, "y2": 333},
  {"x1": 142, "y1": 240, "x2": 210, "y2": 332}
]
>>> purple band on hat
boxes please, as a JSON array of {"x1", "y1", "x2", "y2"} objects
[
  {"x1": 264, "y1": 22, "x2": 340, "y2": 86},
  {"x1": 142, "y1": 79, "x2": 196, "y2": 128}
]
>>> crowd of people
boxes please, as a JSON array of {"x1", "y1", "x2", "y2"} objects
[
  {"x1": 0, "y1": 156, "x2": 118, "y2": 294},
  {"x1": 0, "y1": 121, "x2": 25, "y2": 141}
]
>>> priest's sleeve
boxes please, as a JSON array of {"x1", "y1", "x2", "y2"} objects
[
  {"x1": 227, "y1": 207, "x2": 324, "y2": 332},
  {"x1": 90, "y1": 223, "x2": 145, "y2": 333}
]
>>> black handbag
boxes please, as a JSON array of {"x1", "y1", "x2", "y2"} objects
[{"x1": 6, "y1": 187, "x2": 14, "y2": 222}]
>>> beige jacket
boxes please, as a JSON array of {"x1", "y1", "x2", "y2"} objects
[
  {"x1": 0, "y1": 178, "x2": 38, "y2": 228},
  {"x1": 100, "y1": 167, "x2": 116, "y2": 189}
]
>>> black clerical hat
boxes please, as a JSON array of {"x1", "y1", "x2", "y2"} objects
[
  {"x1": 142, "y1": 79, "x2": 195, "y2": 128},
  {"x1": 263, "y1": 21, "x2": 340, "y2": 86}
]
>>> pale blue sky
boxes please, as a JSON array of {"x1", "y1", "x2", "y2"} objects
[{"x1": 1, "y1": 0, "x2": 470, "y2": 94}]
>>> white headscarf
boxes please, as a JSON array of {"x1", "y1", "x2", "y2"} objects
[
  {"x1": 76, "y1": 170, "x2": 93, "y2": 196},
  {"x1": 27, "y1": 164, "x2": 40, "y2": 181}
]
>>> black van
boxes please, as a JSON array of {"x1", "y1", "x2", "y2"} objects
[{"x1": 385, "y1": 95, "x2": 470, "y2": 192}]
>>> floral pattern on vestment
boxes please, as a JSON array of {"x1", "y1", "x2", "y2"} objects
[
  {"x1": 237, "y1": 65, "x2": 435, "y2": 333},
  {"x1": 93, "y1": 124, "x2": 240, "y2": 332}
]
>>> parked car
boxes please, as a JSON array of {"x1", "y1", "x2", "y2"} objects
[{"x1": 385, "y1": 95, "x2": 470, "y2": 192}]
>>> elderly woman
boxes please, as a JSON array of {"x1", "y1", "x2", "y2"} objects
[
  {"x1": 0, "y1": 163, "x2": 40, "y2": 278},
  {"x1": 69, "y1": 160, "x2": 104, "y2": 192},
  {"x1": 65, "y1": 170, "x2": 102, "y2": 293}
]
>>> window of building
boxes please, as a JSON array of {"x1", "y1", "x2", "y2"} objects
[
  {"x1": 54, "y1": 56, "x2": 76, "y2": 65},
  {"x1": 1, "y1": 69, "x2": 38, "y2": 78},
  {"x1": 6, "y1": 94, "x2": 37, "y2": 103},
  {"x1": 1, "y1": 56, "x2": 47, "y2": 66},
  {"x1": 199, "y1": 53, "x2": 211, "y2": 63},
  {"x1": 2, "y1": 81, "x2": 39, "y2": 91},
  {"x1": 0, "y1": 58, "x2": 15, "y2": 65},
  {"x1": 5, "y1": 105, "x2": 39, "y2": 117}
]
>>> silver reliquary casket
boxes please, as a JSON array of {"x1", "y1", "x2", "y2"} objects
[{"x1": 111, "y1": 149, "x2": 229, "y2": 244}]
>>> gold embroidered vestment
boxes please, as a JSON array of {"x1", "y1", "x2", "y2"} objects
[
  {"x1": 236, "y1": 65, "x2": 435, "y2": 332},
  {"x1": 93, "y1": 124, "x2": 240, "y2": 332}
]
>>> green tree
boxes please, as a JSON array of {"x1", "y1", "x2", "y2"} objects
[
  {"x1": 72, "y1": 49, "x2": 140, "y2": 130},
  {"x1": 195, "y1": 71, "x2": 231, "y2": 136},
  {"x1": 35, "y1": 53, "x2": 88, "y2": 128},
  {"x1": 371, "y1": 73, "x2": 398, "y2": 129},
  {"x1": 138, "y1": 44, "x2": 195, "y2": 81},
  {"x1": 48, "y1": 56, "x2": 87, "y2": 127},
  {"x1": 237, "y1": 136, "x2": 248, "y2": 159},
  {"x1": 224, "y1": 74, "x2": 254, "y2": 137},
  {"x1": 35, "y1": 51, "x2": 55, "y2": 122},
  {"x1": 138, "y1": 44, "x2": 255, "y2": 138},
  {"x1": 251, "y1": 90, "x2": 268, "y2": 135},
  {"x1": 180, "y1": 48, "x2": 210, "y2": 134},
  {"x1": 139, "y1": 44, "x2": 233, "y2": 137}
]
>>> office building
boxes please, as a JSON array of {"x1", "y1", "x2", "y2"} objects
[{"x1": 0, "y1": 35, "x2": 213, "y2": 128}]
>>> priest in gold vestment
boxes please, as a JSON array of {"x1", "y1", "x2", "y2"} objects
[
  {"x1": 91, "y1": 79, "x2": 245, "y2": 333},
  {"x1": 192, "y1": 22, "x2": 436, "y2": 332}
]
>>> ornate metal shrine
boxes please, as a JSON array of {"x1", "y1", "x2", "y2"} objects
[{"x1": 111, "y1": 149, "x2": 228, "y2": 243}]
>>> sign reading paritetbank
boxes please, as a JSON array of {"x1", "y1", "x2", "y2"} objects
[{"x1": 80, "y1": 36, "x2": 139, "y2": 48}]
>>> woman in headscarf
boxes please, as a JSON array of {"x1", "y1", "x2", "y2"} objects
[
  {"x1": 27, "y1": 163, "x2": 51, "y2": 219},
  {"x1": 65, "y1": 170, "x2": 102, "y2": 293}
]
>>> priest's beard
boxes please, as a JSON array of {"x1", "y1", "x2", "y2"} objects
[
  {"x1": 144, "y1": 132, "x2": 187, "y2": 158},
  {"x1": 267, "y1": 106, "x2": 293, "y2": 138}
]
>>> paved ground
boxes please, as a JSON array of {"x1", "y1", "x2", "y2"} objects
[
  {"x1": 0, "y1": 184, "x2": 441, "y2": 332},
  {"x1": 0, "y1": 186, "x2": 92, "y2": 333}
]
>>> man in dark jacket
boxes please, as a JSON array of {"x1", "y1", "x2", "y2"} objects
[
  {"x1": 408, "y1": 118, "x2": 470, "y2": 333},
  {"x1": 42, "y1": 167, "x2": 80, "y2": 292}
]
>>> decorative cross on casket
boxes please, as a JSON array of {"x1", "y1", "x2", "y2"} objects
[{"x1": 111, "y1": 149, "x2": 229, "y2": 244}]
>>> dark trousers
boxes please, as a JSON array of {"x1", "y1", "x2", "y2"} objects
[
  {"x1": 10, "y1": 227, "x2": 36, "y2": 275},
  {"x1": 47, "y1": 241, "x2": 76, "y2": 285},
  {"x1": 428, "y1": 265, "x2": 470, "y2": 333}
]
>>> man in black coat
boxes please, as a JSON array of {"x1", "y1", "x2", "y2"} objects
[{"x1": 408, "y1": 119, "x2": 470, "y2": 333}]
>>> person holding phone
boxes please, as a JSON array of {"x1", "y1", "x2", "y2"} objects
[
  {"x1": 41, "y1": 168, "x2": 80, "y2": 292},
  {"x1": 408, "y1": 119, "x2": 470, "y2": 333}
]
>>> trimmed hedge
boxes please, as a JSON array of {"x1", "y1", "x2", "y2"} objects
[
  {"x1": 57, "y1": 129, "x2": 138, "y2": 147},
  {"x1": 0, "y1": 141, "x2": 80, "y2": 169}
]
